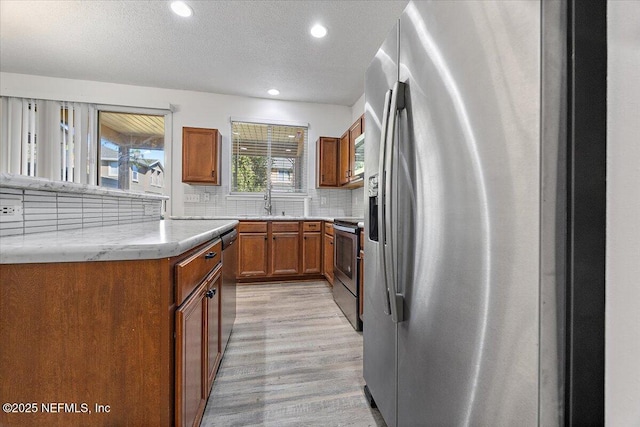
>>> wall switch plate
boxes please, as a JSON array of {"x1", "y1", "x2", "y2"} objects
[
  {"x1": 144, "y1": 205, "x2": 155, "y2": 216},
  {"x1": 184, "y1": 194, "x2": 200, "y2": 203},
  {"x1": 321, "y1": 197, "x2": 327, "y2": 205},
  {"x1": 203, "y1": 193, "x2": 210, "y2": 202}
]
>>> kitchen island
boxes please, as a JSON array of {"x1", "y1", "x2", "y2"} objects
[{"x1": 0, "y1": 219, "x2": 237, "y2": 427}]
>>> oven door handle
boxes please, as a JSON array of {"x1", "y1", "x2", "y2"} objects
[{"x1": 334, "y1": 224, "x2": 358, "y2": 234}]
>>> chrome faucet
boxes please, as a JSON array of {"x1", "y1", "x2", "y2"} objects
[{"x1": 263, "y1": 183, "x2": 272, "y2": 215}]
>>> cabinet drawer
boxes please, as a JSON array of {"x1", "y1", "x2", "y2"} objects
[
  {"x1": 324, "y1": 222, "x2": 334, "y2": 236},
  {"x1": 175, "y1": 239, "x2": 222, "y2": 305},
  {"x1": 272, "y1": 221, "x2": 300, "y2": 232},
  {"x1": 239, "y1": 221, "x2": 267, "y2": 233},
  {"x1": 303, "y1": 221, "x2": 322, "y2": 232}
]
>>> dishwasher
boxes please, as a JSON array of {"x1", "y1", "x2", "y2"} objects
[{"x1": 220, "y1": 228, "x2": 238, "y2": 353}]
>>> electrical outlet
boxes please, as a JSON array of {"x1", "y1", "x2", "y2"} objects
[
  {"x1": 144, "y1": 205, "x2": 155, "y2": 216},
  {"x1": 203, "y1": 193, "x2": 210, "y2": 202},
  {"x1": 0, "y1": 199, "x2": 23, "y2": 222},
  {"x1": 321, "y1": 197, "x2": 327, "y2": 205},
  {"x1": 184, "y1": 194, "x2": 200, "y2": 203}
]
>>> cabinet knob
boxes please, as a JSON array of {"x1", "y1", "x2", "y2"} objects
[
  {"x1": 206, "y1": 289, "x2": 216, "y2": 299},
  {"x1": 205, "y1": 252, "x2": 217, "y2": 259}
]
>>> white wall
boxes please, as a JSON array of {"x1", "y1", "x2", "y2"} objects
[
  {"x1": 351, "y1": 93, "x2": 365, "y2": 123},
  {"x1": 0, "y1": 72, "x2": 352, "y2": 216},
  {"x1": 606, "y1": 1, "x2": 640, "y2": 425}
]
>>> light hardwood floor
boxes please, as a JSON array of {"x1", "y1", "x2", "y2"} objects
[{"x1": 201, "y1": 281, "x2": 387, "y2": 427}]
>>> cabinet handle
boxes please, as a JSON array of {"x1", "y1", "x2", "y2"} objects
[
  {"x1": 273, "y1": 236, "x2": 276, "y2": 240},
  {"x1": 205, "y1": 252, "x2": 217, "y2": 259},
  {"x1": 264, "y1": 237, "x2": 267, "y2": 241},
  {"x1": 206, "y1": 289, "x2": 216, "y2": 299},
  {"x1": 211, "y1": 170, "x2": 215, "y2": 177}
]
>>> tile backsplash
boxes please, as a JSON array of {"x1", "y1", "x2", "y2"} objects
[
  {"x1": 0, "y1": 174, "x2": 165, "y2": 237},
  {"x1": 183, "y1": 185, "x2": 364, "y2": 218}
]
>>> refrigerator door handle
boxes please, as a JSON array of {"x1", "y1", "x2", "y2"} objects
[
  {"x1": 385, "y1": 80, "x2": 405, "y2": 323},
  {"x1": 378, "y1": 88, "x2": 393, "y2": 315}
]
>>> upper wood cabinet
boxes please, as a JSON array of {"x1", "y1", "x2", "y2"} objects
[
  {"x1": 317, "y1": 136, "x2": 339, "y2": 187},
  {"x1": 317, "y1": 115, "x2": 365, "y2": 189},
  {"x1": 339, "y1": 131, "x2": 350, "y2": 186},
  {"x1": 182, "y1": 127, "x2": 222, "y2": 185},
  {"x1": 342, "y1": 115, "x2": 364, "y2": 187}
]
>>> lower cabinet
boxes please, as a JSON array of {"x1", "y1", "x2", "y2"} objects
[
  {"x1": 0, "y1": 235, "x2": 234, "y2": 427},
  {"x1": 238, "y1": 221, "x2": 324, "y2": 281},
  {"x1": 272, "y1": 222, "x2": 301, "y2": 275},
  {"x1": 175, "y1": 259, "x2": 223, "y2": 427},
  {"x1": 323, "y1": 224, "x2": 334, "y2": 285},
  {"x1": 175, "y1": 281, "x2": 208, "y2": 427}
]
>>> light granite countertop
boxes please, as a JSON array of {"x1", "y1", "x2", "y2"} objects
[
  {"x1": 172, "y1": 215, "x2": 335, "y2": 222},
  {"x1": 0, "y1": 219, "x2": 237, "y2": 264},
  {"x1": 172, "y1": 216, "x2": 364, "y2": 228}
]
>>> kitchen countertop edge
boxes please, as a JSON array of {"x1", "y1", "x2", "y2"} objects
[{"x1": 0, "y1": 219, "x2": 238, "y2": 265}]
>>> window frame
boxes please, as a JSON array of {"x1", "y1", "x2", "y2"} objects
[{"x1": 229, "y1": 118, "x2": 309, "y2": 197}]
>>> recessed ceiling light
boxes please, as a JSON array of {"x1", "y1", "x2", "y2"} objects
[
  {"x1": 286, "y1": 149, "x2": 292, "y2": 152},
  {"x1": 310, "y1": 24, "x2": 327, "y2": 38},
  {"x1": 268, "y1": 89, "x2": 280, "y2": 96},
  {"x1": 288, "y1": 135, "x2": 295, "y2": 138},
  {"x1": 233, "y1": 131, "x2": 239, "y2": 135},
  {"x1": 171, "y1": 1, "x2": 193, "y2": 17},
  {"x1": 240, "y1": 147, "x2": 248, "y2": 151}
]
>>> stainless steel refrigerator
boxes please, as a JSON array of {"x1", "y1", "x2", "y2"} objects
[{"x1": 363, "y1": 1, "x2": 572, "y2": 425}]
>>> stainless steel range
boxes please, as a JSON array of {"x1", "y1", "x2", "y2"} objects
[{"x1": 332, "y1": 218, "x2": 363, "y2": 331}]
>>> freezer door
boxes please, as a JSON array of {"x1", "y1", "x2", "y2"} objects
[
  {"x1": 363, "y1": 19, "x2": 399, "y2": 427},
  {"x1": 396, "y1": 1, "x2": 543, "y2": 426}
]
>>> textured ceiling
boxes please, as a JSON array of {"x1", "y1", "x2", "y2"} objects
[{"x1": 0, "y1": 0, "x2": 409, "y2": 106}]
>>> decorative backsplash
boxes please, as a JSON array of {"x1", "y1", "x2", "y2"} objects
[
  {"x1": 0, "y1": 174, "x2": 165, "y2": 237},
  {"x1": 182, "y1": 185, "x2": 362, "y2": 218}
]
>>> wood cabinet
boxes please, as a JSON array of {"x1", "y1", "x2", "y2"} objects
[
  {"x1": 317, "y1": 136, "x2": 339, "y2": 187},
  {"x1": 182, "y1": 127, "x2": 222, "y2": 185},
  {"x1": 0, "y1": 234, "x2": 234, "y2": 427},
  {"x1": 323, "y1": 222, "x2": 334, "y2": 285},
  {"x1": 272, "y1": 231, "x2": 300, "y2": 275},
  {"x1": 339, "y1": 115, "x2": 364, "y2": 188},
  {"x1": 175, "y1": 245, "x2": 222, "y2": 427},
  {"x1": 316, "y1": 115, "x2": 365, "y2": 189},
  {"x1": 175, "y1": 280, "x2": 207, "y2": 427},
  {"x1": 237, "y1": 220, "x2": 324, "y2": 281},
  {"x1": 238, "y1": 231, "x2": 269, "y2": 277},
  {"x1": 206, "y1": 271, "x2": 222, "y2": 392},
  {"x1": 303, "y1": 221, "x2": 322, "y2": 274},
  {"x1": 339, "y1": 131, "x2": 350, "y2": 185}
]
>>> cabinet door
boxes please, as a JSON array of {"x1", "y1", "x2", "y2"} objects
[
  {"x1": 175, "y1": 283, "x2": 207, "y2": 427},
  {"x1": 339, "y1": 131, "x2": 350, "y2": 185},
  {"x1": 303, "y1": 232, "x2": 322, "y2": 274},
  {"x1": 317, "y1": 137, "x2": 339, "y2": 187},
  {"x1": 238, "y1": 233, "x2": 268, "y2": 277},
  {"x1": 348, "y1": 118, "x2": 363, "y2": 183},
  {"x1": 182, "y1": 127, "x2": 221, "y2": 184},
  {"x1": 271, "y1": 232, "x2": 300, "y2": 275},
  {"x1": 323, "y1": 233, "x2": 334, "y2": 285},
  {"x1": 206, "y1": 272, "x2": 221, "y2": 392}
]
